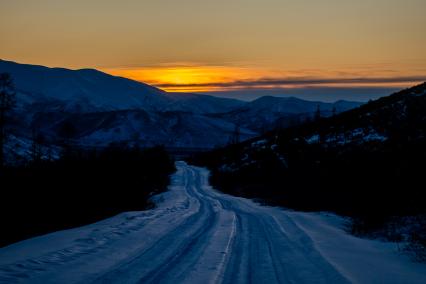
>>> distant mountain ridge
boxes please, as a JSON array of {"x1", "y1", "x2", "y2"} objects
[{"x1": 218, "y1": 95, "x2": 362, "y2": 132}]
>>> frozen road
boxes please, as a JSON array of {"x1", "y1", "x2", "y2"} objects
[{"x1": 0, "y1": 162, "x2": 425, "y2": 283}]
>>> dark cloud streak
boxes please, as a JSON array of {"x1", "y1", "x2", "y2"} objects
[{"x1": 156, "y1": 76, "x2": 426, "y2": 88}]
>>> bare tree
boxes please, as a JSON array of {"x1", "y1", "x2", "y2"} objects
[{"x1": 0, "y1": 73, "x2": 16, "y2": 168}]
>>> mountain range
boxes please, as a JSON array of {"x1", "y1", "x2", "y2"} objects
[{"x1": 1, "y1": 59, "x2": 362, "y2": 152}]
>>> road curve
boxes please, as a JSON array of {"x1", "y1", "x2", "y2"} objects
[{"x1": 0, "y1": 162, "x2": 425, "y2": 284}]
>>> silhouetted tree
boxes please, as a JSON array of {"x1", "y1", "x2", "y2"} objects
[
  {"x1": 31, "y1": 128, "x2": 45, "y2": 163},
  {"x1": 287, "y1": 116, "x2": 301, "y2": 128},
  {"x1": 58, "y1": 121, "x2": 77, "y2": 144},
  {"x1": 315, "y1": 105, "x2": 321, "y2": 121},
  {"x1": 57, "y1": 121, "x2": 77, "y2": 157},
  {"x1": 332, "y1": 106, "x2": 337, "y2": 117},
  {"x1": 131, "y1": 132, "x2": 142, "y2": 147},
  {"x1": 0, "y1": 73, "x2": 16, "y2": 168},
  {"x1": 229, "y1": 124, "x2": 241, "y2": 145}
]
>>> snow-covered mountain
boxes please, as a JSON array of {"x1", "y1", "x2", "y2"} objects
[
  {"x1": 0, "y1": 60, "x2": 170, "y2": 112},
  {"x1": 1, "y1": 59, "x2": 362, "y2": 150},
  {"x1": 0, "y1": 60, "x2": 246, "y2": 114},
  {"x1": 30, "y1": 110, "x2": 255, "y2": 148},
  {"x1": 0, "y1": 60, "x2": 253, "y2": 149}
]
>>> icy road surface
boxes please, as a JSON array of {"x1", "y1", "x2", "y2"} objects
[{"x1": 1, "y1": 162, "x2": 425, "y2": 283}]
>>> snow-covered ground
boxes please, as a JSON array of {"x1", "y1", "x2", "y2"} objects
[{"x1": 0, "y1": 162, "x2": 425, "y2": 283}]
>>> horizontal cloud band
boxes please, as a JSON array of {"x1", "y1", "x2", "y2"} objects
[{"x1": 155, "y1": 76, "x2": 426, "y2": 88}]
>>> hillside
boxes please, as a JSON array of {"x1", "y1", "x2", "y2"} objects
[
  {"x1": 29, "y1": 109, "x2": 256, "y2": 148},
  {"x1": 192, "y1": 83, "x2": 426, "y2": 252},
  {"x1": 218, "y1": 96, "x2": 361, "y2": 132}
]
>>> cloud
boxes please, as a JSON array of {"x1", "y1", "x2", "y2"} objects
[{"x1": 155, "y1": 76, "x2": 426, "y2": 89}]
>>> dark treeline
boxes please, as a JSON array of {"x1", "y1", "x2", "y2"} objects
[
  {"x1": 193, "y1": 138, "x2": 426, "y2": 228},
  {"x1": 0, "y1": 145, "x2": 175, "y2": 248}
]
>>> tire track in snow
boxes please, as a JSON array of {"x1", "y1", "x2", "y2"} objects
[
  {"x1": 197, "y1": 170, "x2": 350, "y2": 284},
  {"x1": 91, "y1": 165, "x2": 234, "y2": 284}
]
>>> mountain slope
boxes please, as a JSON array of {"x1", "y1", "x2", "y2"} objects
[
  {"x1": 196, "y1": 82, "x2": 426, "y2": 167},
  {"x1": 193, "y1": 83, "x2": 426, "y2": 243},
  {"x1": 29, "y1": 109, "x2": 255, "y2": 148},
  {"x1": 0, "y1": 59, "x2": 170, "y2": 111}
]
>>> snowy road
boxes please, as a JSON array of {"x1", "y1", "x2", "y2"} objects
[{"x1": 1, "y1": 162, "x2": 425, "y2": 283}]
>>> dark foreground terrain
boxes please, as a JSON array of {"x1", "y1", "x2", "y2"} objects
[
  {"x1": 1, "y1": 162, "x2": 425, "y2": 283},
  {"x1": 0, "y1": 145, "x2": 175, "y2": 248}
]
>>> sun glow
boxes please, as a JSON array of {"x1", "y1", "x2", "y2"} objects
[{"x1": 101, "y1": 65, "x2": 266, "y2": 93}]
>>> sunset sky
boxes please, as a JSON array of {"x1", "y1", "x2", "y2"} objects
[{"x1": 1, "y1": 0, "x2": 426, "y2": 98}]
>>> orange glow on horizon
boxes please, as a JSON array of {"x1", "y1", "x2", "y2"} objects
[
  {"x1": 101, "y1": 65, "x2": 263, "y2": 92},
  {"x1": 101, "y1": 65, "x2": 426, "y2": 93}
]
